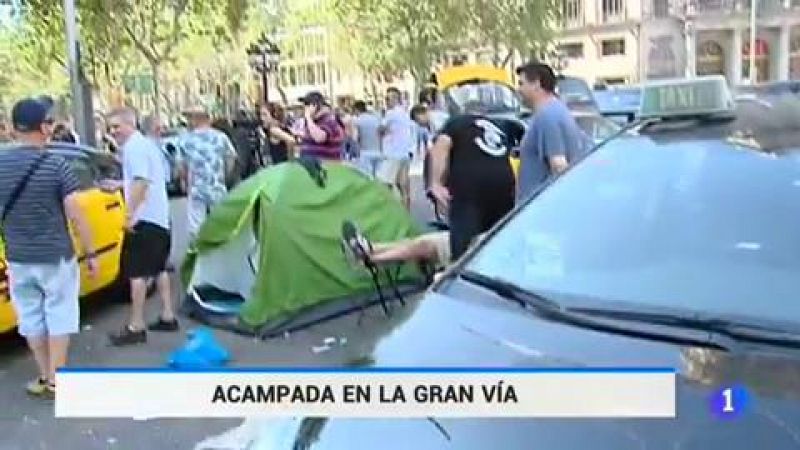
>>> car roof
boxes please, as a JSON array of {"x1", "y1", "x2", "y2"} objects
[{"x1": 636, "y1": 96, "x2": 800, "y2": 153}]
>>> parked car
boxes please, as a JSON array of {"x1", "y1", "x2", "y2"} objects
[
  {"x1": 160, "y1": 129, "x2": 186, "y2": 197},
  {"x1": 0, "y1": 142, "x2": 127, "y2": 333},
  {"x1": 594, "y1": 85, "x2": 641, "y2": 124},
  {"x1": 254, "y1": 75, "x2": 800, "y2": 450},
  {"x1": 556, "y1": 75, "x2": 599, "y2": 113}
]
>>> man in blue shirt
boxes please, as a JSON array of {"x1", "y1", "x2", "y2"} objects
[{"x1": 516, "y1": 63, "x2": 590, "y2": 203}]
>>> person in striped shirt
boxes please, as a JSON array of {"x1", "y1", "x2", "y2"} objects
[{"x1": 0, "y1": 98, "x2": 96, "y2": 399}]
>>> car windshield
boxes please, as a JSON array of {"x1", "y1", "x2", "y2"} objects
[
  {"x1": 574, "y1": 114, "x2": 623, "y2": 141},
  {"x1": 557, "y1": 77, "x2": 595, "y2": 104},
  {"x1": 594, "y1": 87, "x2": 641, "y2": 112},
  {"x1": 465, "y1": 93, "x2": 800, "y2": 326},
  {"x1": 442, "y1": 81, "x2": 520, "y2": 115}
]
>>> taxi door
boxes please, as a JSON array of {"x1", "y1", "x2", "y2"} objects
[{"x1": 64, "y1": 153, "x2": 126, "y2": 297}]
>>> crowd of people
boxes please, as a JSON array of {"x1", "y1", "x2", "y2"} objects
[
  {"x1": 0, "y1": 61, "x2": 589, "y2": 400},
  {"x1": 344, "y1": 62, "x2": 591, "y2": 276}
]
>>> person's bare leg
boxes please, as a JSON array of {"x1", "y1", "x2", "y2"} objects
[
  {"x1": 398, "y1": 179, "x2": 411, "y2": 210},
  {"x1": 369, "y1": 237, "x2": 437, "y2": 264},
  {"x1": 47, "y1": 335, "x2": 70, "y2": 382},
  {"x1": 129, "y1": 278, "x2": 148, "y2": 330},
  {"x1": 26, "y1": 336, "x2": 49, "y2": 381},
  {"x1": 156, "y1": 271, "x2": 175, "y2": 321}
]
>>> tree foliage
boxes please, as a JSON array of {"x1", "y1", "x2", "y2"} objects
[
  {"x1": 464, "y1": 0, "x2": 562, "y2": 65},
  {"x1": 333, "y1": 0, "x2": 561, "y2": 85},
  {"x1": 11, "y1": 0, "x2": 251, "y2": 114},
  {"x1": 333, "y1": 0, "x2": 465, "y2": 85}
]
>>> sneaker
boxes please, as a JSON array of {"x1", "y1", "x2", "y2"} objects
[
  {"x1": 109, "y1": 325, "x2": 147, "y2": 346},
  {"x1": 341, "y1": 220, "x2": 374, "y2": 268},
  {"x1": 42, "y1": 383, "x2": 56, "y2": 400},
  {"x1": 25, "y1": 378, "x2": 48, "y2": 397},
  {"x1": 148, "y1": 317, "x2": 179, "y2": 332}
]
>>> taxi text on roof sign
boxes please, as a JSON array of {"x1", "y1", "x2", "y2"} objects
[{"x1": 639, "y1": 76, "x2": 735, "y2": 119}]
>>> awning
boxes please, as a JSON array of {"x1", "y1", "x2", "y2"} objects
[{"x1": 742, "y1": 39, "x2": 769, "y2": 57}]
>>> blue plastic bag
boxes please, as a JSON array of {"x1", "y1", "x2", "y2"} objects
[{"x1": 167, "y1": 327, "x2": 230, "y2": 368}]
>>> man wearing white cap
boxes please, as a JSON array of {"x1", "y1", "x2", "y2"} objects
[{"x1": 178, "y1": 103, "x2": 238, "y2": 239}]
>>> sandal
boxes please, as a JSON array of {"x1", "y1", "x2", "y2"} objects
[
  {"x1": 341, "y1": 220, "x2": 374, "y2": 268},
  {"x1": 25, "y1": 377, "x2": 49, "y2": 397}
]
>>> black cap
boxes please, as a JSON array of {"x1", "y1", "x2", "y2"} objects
[
  {"x1": 11, "y1": 98, "x2": 51, "y2": 132},
  {"x1": 298, "y1": 91, "x2": 327, "y2": 106}
]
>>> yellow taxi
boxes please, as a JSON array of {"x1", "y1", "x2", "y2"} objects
[
  {"x1": 434, "y1": 64, "x2": 525, "y2": 178},
  {"x1": 0, "y1": 142, "x2": 127, "y2": 333}
]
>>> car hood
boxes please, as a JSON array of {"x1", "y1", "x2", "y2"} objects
[{"x1": 244, "y1": 280, "x2": 800, "y2": 450}]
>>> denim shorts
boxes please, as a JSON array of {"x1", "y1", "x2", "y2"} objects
[{"x1": 8, "y1": 258, "x2": 80, "y2": 337}]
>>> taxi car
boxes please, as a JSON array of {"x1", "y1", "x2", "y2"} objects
[
  {"x1": 255, "y1": 76, "x2": 800, "y2": 448},
  {"x1": 0, "y1": 142, "x2": 126, "y2": 333}
]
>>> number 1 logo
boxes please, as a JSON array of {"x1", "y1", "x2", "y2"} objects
[
  {"x1": 711, "y1": 385, "x2": 748, "y2": 419},
  {"x1": 722, "y1": 388, "x2": 734, "y2": 412}
]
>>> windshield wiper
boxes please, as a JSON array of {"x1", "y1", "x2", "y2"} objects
[
  {"x1": 459, "y1": 271, "x2": 561, "y2": 312},
  {"x1": 457, "y1": 271, "x2": 731, "y2": 351},
  {"x1": 568, "y1": 307, "x2": 800, "y2": 349}
]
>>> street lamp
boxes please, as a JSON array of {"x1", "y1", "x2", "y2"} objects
[{"x1": 247, "y1": 34, "x2": 281, "y2": 104}]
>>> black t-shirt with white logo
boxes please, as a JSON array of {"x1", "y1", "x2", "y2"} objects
[{"x1": 438, "y1": 114, "x2": 516, "y2": 199}]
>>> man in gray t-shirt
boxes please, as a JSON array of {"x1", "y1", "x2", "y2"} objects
[
  {"x1": 516, "y1": 63, "x2": 590, "y2": 203},
  {"x1": 352, "y1": 100, "x2": 382, "y2": 176}
]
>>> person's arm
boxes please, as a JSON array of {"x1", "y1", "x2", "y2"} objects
[
  {"x1": 59, "y1": 160, "x2": 97, "y2": 276},
  {"x1": 349, "y1": 119, "x2": 359, "y2": 144},
  {"x1": 124, "y1": 149, "x2": 151, "y2": 228},
  {"x1": 270, "y1": 125, "x2": 296, "y2": 147},
  {"x1": 428, "y1": 134, "x2": 452, "y2": 190},
  {"x1": 221, "y1": 134, "x2": 238, "y2": 176},
  {"x1": 378, "y1": 115, "x2": 390, "y2": 137},
  {"x1": 540, "y1": 117, "x2": 569, "y2": 175},
  {"x1": 304, "y1": 105, "x2": 329, "y2": 143}
]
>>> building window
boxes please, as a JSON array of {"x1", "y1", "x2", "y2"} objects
[
  {"x1": 653, "y1": 0, "x2": 669, "y2": 16},
  {"x1": 306, "y1": 64, "x2": 316, "y2": 85},
  {"x1": 601, "y1": 39, "x2": 626, "y2": 56},
  {"x1": 559, "y1": 42, "x2": 584, "y2": 58},
  {"x1": 601, "y1": 77, "x2": 627, "y2": 85},
  {"x1": 288, "y1": 66, "x2": 297, "y2": 86},
  {"x1": 696, "y1": 40, "x2": 725, "y2": 76},
  {"x1": 319, "y1": 63, "x2": 327, "y2": 84},
  {"x1": 790, "y1": 30, "x2": 800, "y2": 80},
  {"x1": 563, "y1": 0, "x2": 583, "y2": 27},
  {"x1": 602, "y1": 0, "x2": 625, "y2": 21}
]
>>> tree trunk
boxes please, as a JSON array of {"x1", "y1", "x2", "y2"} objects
[
  {"x1": 150, "y1": 60, "x2": 162, "y2": 120},
  {"x1": 501, "y1": 49, "x2": 515, "y2": 68}
]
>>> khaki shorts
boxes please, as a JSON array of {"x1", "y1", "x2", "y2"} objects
[
  {"x1": 420, "y1": 231, "x2": 487, "y2": 269},
  {"x1": 421, "y1": 232, "x2": 451, "y2": 268},
  {"x1": 377, "y1": 158, "x2": 411, "y2": 190},
  {"x1": 8, "y1": 258, "x2": 80, "y2": 337}
]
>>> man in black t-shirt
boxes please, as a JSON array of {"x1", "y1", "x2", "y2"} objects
[{"x1": 428, "y1": 108, "x2": 516, "y2": 259}]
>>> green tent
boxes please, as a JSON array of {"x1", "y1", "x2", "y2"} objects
[{"x1": 180, "y1": 160, "x2": 426, "y2": 336}]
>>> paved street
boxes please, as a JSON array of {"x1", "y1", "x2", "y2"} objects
[{"x1": 0, "y1": 163, "x2": 433, "y2": 450}]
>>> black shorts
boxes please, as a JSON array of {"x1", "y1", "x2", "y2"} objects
[
  {"x1": 448, "y1": 190, "x2": 514, "y2": 260},
  {"x1": 122, "y1": 221, "x2": 171, "y2": 279}
]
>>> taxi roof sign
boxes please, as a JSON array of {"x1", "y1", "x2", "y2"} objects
[{"x1": 639, "y1": 76, "x2": 735, "y2": 119}]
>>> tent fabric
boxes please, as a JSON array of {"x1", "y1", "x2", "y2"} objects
[{"x1": 181, "y1": 161, "x2": 425, "y2": 334}]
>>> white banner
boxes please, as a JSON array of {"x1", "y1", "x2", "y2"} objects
[{"x1": 55, "y1": 368, "x2": 675, "y2": 419}]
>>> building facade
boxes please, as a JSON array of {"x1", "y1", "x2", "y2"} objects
[
  {"x1": 559, "y1": 0, "x2": 646, "y2": 85},
  {"x1": 559, "y1": 0, "x2": 800, "y2": 85},
  {"x1": 684, "y1": 0, "x2": 800, "y2": 83}
]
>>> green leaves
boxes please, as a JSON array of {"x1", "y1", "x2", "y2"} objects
[{"x1": 332, "y1": 0, "x2": 560, "y2": 84}]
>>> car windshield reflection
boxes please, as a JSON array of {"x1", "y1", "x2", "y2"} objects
[
  {"x1": 443, "y1": 81, "x2": 521, "y2": 115},
  {"x1": 465, "y1": 94, "x2": 800, "y2": 327}
]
